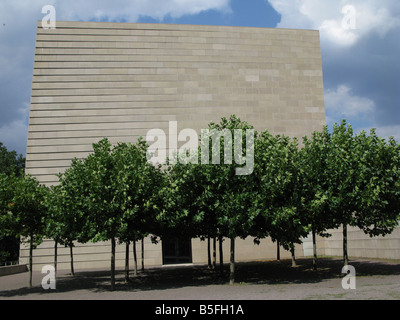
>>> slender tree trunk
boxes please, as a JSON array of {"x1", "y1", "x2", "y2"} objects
[
  {"x1": 343, "y1": 223, "x2": 348, "y2": 266},
  {"x1": 54, "y1": 241, "x2": 58, "y2": 275},
  {"x1": 133, "y1": 237, "x2": 138, "y2": 276},
  {"x1": 207, "y1": 236, "x2": 212, "y2": 269},
  {"x1": 111, "y1": 237, "x2": 116, "y2": 291},
  {"x1": 218, "y1": 235, "x2": 223, "y2": 275},
  {"x1": 125, "y1": 241, "x2": 130, "y2": 282},
  {"x1": 212, "y1": 237, "x2": 216, "y2": 270},
  {"x1": 276, "y1": 240, "x2": 280, "y2": 261},
  {"x1": 29, "y1": 234, "x2": 33, "y2": 288},
  {"x1": 69, "y1": 244, "x2": 75, "y2": 276},
  {"x1": 291, "y1": 245, "x2": 296, "y2": 267},
  {"x1": 229, "y1": 237, "x2": 235, "y2": 285},
  {"x1": 312, "y1": 228, "x2": 317, "y2": 271},
  {"x1": 141, "y1": 238, "x2": 145, "y2": 272}
]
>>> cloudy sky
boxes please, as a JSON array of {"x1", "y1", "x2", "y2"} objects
[{"x1": 0, "y1": 0, "x2": 399, "y2": 155}]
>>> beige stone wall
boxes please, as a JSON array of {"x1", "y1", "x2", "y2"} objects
[
  {"x1": 320, "y1": 224, "x2": 400, "y2": 260},
  {"x1": 20, "y1": 236, "x2": 303, "y2": 272},
  {"x1": 20, "y1": 237, "x2": 163, "y2": 271},
  {"x1": 192, "y1": 237, "x2": 304, "y2": 265},
  {"x1": 23, "y1": 21, "x2": 325, "y2": 271}
]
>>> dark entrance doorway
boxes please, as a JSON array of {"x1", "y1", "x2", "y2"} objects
[{"x1": 162, "y1": 237, "x2": 192, "y2": 265}]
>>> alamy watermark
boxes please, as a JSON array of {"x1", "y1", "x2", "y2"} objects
[
  {"x1": 146, "y1": 121, "x2": 255, "y2": 176},
  {"x1": 341, "y1": 5, "x2": 357, "y2": 30},
  {"x1": 41, "y1": 265, "x2": 56, "y2": 290},
  {"x1": 42, "y1": 5, "x2": 56, "y2": 29},
  {"x1": 341, "y1": 265, "x2": 356, "y2": 290}
]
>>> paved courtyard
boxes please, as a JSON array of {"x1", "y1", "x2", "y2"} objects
[{"x1": 1, "y1": 257, "x2": 399, "y2": 300}]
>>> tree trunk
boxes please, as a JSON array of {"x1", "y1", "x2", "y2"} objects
[
  {"x1": 141, "y1": 238, "x2": 145, "y2": 272},
  {"x1": 69, "y1": 244, "x2": 75, "y2": 276},
  {"x1": 111, "y1": 237, "x2": 116, "y2": 291},
  {"x1": 291, "y1": 245, "x2": 296, "y2": 267},
  {"x1": 229, "y1": 237, "x2": 235, "y2": 285},
  {"x1": 29, "y1": 235, "x2": 33, "y2": 288},
  {"x1": 312, "y1": 228, "x2": 317, "y2": 271},
  {"x1": 207, "y1": 236, "x2": 212, "y2": 268},
  {"x1": 276, "y1": 240, "x2": 280, "y2": 261},
  {"x1": 343, "y1": 223, "x2": 348, "y2": 266},
  {"x1": 54, "y1": 241, "x2": 58, "y2": 275},
  {"x1": 212, "y1": 237, "x2": 216, "y2": 269},
  {"x1": 133, "y1": 238, "x2": 138, "y2": 276},
  {"x1": 218, "y1": 235, "x2": 223, "y2": 275},
  {"x1": 125, "y1": 241, "x2": 130, "y2": 282}
]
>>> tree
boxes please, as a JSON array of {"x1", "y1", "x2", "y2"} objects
[
  {"x1": 0, "y1": 173, "x2": 17, "y2": 265},
  {"x1": 156, "y1": 115, "x2": 256, "y2": 284},
  {"x1": 322, "y1": 121, "x2": 400, "y2": 267},
  {"x1": 159, "y1": 148, "x2": 228, "y2": 276},
  {"x1": 155, "y1": 159, "x2": 200, "y2": 255},
  {"x1": 298, "y1": 127, "x2": 335, "y2": 270},
  {"x1": 205, "y1": 115, "x2": 257, "y2": 284},
  {"x1": 0, "y1": 173, "x2": 47, "y2": 287},
  {"x1": 57, "y1": 139, "x2": 122, "y2": 289},
  {"x1": 0, "y1": 142, "x2": 25, "y2": 265},
  {"x1": 253, "y1": 131, "x2": 308, "y2": 267},
  {"x1": 353, "y1": 129, "x2": 400, "y2": 247},
  {"x1": 81, "y1": 138, "x2": 124, "y2": 290},
  {"x1": 55, "y1": 151, "x2": 100, "y2": 276},
  {"x1": 0, "y1": 142, "x2": 25, "y2": 176},
  {"x1": 326, "y1": 120, "x2": 361, "y2": 266},
  {"x1": 59, "y1": 138, "x2": 164, "y2": 289},
  {"x1": 112, "y1": 138, "x2": 163, "y2": 281},
  {"x1": 45, "y1": 183, "x2": 87, "y2": 276}
]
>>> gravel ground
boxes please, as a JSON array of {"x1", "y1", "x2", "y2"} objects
[{"x1": 1, "y1": 257, "x2": 399, "y2": 300}]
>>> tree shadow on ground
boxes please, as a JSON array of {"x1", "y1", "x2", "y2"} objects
[
  {"x1": 1, "y1": 257, "x2": 399, "y2": 297},
  {"x1": 233, "y1": 257, "x2": 400, "y2": 285}
]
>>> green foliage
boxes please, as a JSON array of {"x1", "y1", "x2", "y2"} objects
[
  {"x1": 0, "y1": 173, "x2": 47, "y2": 286},
  {"x1": 57, "y1": 155, "x2": 97, "y2": 243},
  {"x1": 326, "y1": 120, "x2": 359, "y2": 227},
  {"x1": 160, "y1": 160, "x2": 204, "y2": 238},
  {"x1": 0, "y1": 142, "x2": 25, "y2": 176},
  {"x1": 53, "y1": 137, "x2": 164, "y2": 288},
  {"x1": 0, "y1": 173, "x2": 46, "y2": 247},
  {"x1": 354, "y1": 129, "x2": 400, "y2": 236},
  {"x1": 158, "y1": 115, "x2": 257, "y2": 243},
  {"x1": 253, "y1": 130, "x2": 308, "y2": 250},
  {"x1": 113, "y1": 138, "x2": 164, "y2": 243},
  {"x1": 0, "y1": 142, "x2": 25, "y2": 264},
  {"x1": 298, "y1": 126, "x2": 334, "y2": 235},
  {"x1": 56, "y1": 137, "x2": 163, "y2": 244},
  {"x1": 205, "y1": 115, "x2": 257, "y2": 239},
  {"x1": 45, "y1": 184, "x2": 82, "y2": 247}
]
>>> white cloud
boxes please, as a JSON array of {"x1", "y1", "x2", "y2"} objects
[
  {"x1": 0, "y1": 0, "x2": 231, "y2": 23},
  {"x1": 267, "y1": 0, "x2": 400, "y2": 46},
  {"x1": 374, "y1": 125, "x2": 400, "y2": 142},
  {"x1": 54, "y1": 0, "x2": 231, "y2": 22},
  {"x1": 357, "y1": 124, "x2": 400, "y2": 143},
  {"x1": 325, "y1": 85, "x2": 375, "y2": 123},
  {"x1": 325, "y1": 85, "x2": 399, "y2": 142}
]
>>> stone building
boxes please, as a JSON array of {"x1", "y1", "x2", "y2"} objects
[{"x1": 23, "y1": 21, "x2": 330, "y2": 270}]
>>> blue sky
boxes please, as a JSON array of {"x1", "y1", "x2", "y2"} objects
[{"x1": 0, "y1": 0, "x2": 399, "y2": 155}]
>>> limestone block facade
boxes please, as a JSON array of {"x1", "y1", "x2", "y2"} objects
[{"x1": 23, "y1": 21, "x2": 327, "y2": 271}]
